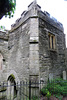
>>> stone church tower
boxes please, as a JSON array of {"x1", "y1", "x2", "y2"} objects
[{"x1": 0, "y1": 0, "x2": 66, "y2": 83}]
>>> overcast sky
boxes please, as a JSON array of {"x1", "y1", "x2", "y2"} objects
[{"x1": 0, "y1": 0, "x2": 67, "y2": 46}]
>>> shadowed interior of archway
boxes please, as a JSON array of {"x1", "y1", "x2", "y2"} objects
[{"x1": 7, "y1": 74, "x2": 17, "y2": 98}]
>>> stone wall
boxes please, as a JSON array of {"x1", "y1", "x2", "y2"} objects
[
  {"x1": 38, "y1": 11, "x2": 66, "y2": 81},
  {"x1": 29, "y1": 17, "x2": 39, "y2": 81},
  {"x1": 8, "y1": 20, "x2": 30, "y2": 81},
  {"x1": 0, "y1": 30, "x2": 9, "y2": 81},
  {"x1": 0, "y1": 0, "x2": 66, "y2": 83},
  {"x1": 8, "y1": 0, "x2": 41, "y2": 82},
  {"x1": 8, "y1": 0, "x2": 66, "y2": 82},
  {"x1": 65, "y1": 48, "x2": 67, "y2": 78}
]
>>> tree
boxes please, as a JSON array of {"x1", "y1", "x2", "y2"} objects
[{"x1": 0, "y1": 0, "x2": 16, "y2": 19}]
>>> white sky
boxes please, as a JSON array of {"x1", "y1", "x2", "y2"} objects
[{"x1": 0, "y1": 0, "x2": 67, "y2": 46}]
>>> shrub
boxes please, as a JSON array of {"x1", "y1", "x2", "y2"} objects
[
  {"x1": 46, "y1": 91, "x2": 51, "y2": 99},
  {"x1": 32, "y1": 96, "x2": 40, "y2": 100},
  {"x1": 41, "y1": 78, "x2": 67, "y2": 99},
  {"x1": 41, "y1": 87, "x2": 49, "y2": 95}
]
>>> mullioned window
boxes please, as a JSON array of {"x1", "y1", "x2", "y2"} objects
[{"x1": 48, "y1": 33, "x2": 55, "y2": 50}]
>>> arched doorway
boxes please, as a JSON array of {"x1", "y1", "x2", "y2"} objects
[{"x1": 7, "y1": 74, "x2": 17, "y2": 99}]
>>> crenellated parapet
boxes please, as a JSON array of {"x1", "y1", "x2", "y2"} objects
[
  {"x1": 11, "y1": 0, "x2": 63, "y2": 32},
  {"x1": 38, "y1": 10, "x2": 63, "y2": 32},
  {"x1": 10, "y1": 0, "x2": 41, "y2": 31}
]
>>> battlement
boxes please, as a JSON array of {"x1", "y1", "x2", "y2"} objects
[
  {"x1": 38, "y1": 10, "x2": 63, "y2": 31},
  {"x1": 45, "y1": 11, "x2": 63, "y2": 28},
  {"x1": 11, "y1": 0, "x2": 63, "y2": 32},
  {"x1": 11, "y1": 1, "x2": 41, "y2": 30}
]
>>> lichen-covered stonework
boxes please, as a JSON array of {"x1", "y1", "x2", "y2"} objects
[
  {"x1": 0, "y1": 30, "x2": 9, "y2": 81},
  {"x1": 0, "y1": 0, "x2": 66, "y2": 83}
]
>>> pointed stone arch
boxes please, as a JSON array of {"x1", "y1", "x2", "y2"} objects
[
  {"x1": 7, "y1": 70, "x2": 20, "y2": 99},
  {"x1": 7, "y1": 75, "x2": 17, "y2": 99},
  {"x1": 7, "y1": 70, "x2": 20, "y2": 83}
]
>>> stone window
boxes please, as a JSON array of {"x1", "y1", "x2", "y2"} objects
[
  {"x1": 0, "y1": 53, "x2": 3, "y2": 70},
  {"x1": 48, "y1": 33, "x2": 55, "y2": 49}
]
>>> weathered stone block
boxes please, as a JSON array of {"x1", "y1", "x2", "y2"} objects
[{"x1": 63, "y1": 71, "x2": 66, "y2": 80}]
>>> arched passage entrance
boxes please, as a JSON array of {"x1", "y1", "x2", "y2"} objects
[
  {"x1": 7, "y1": 74, "x2": 17, "y2": 99},
  {"x1": 7, "y1": 70, "x2": 20, "y2": 99}
]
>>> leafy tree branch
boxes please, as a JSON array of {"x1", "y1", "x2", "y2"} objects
[{"x1": 0, "y1": 0, "x2": 16, "y2": 19}]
